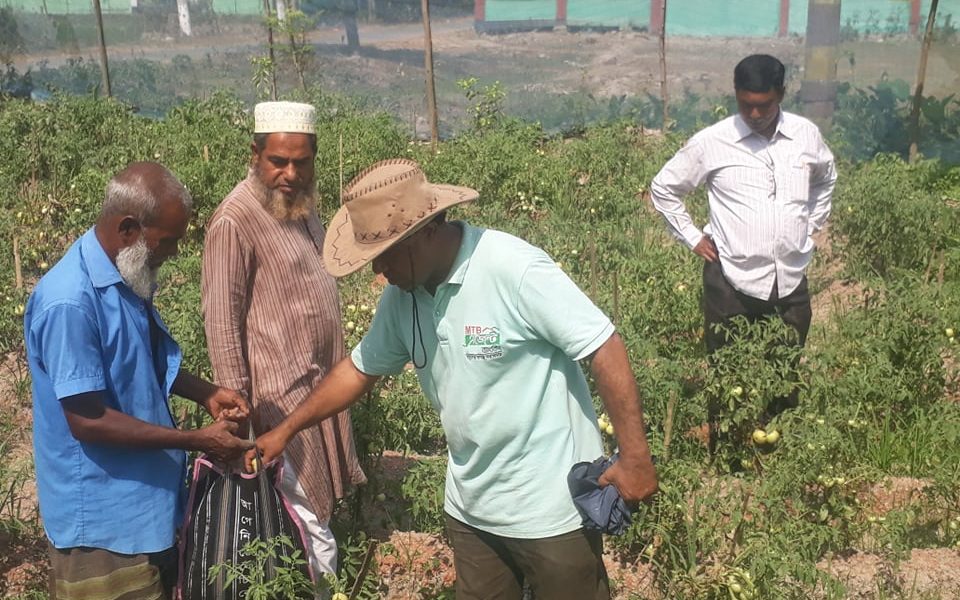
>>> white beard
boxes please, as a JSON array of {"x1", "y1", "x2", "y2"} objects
[
  {"x1": 248, "y1": 165, "x2": 315, "y2": 222},
  {"x1": 117, "y1": 238, "x2": 159, "y2": 300}
]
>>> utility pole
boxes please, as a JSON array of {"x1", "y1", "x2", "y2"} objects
[
  {"x1": 799, "y1": 0, "x2": 841, "y2": 129},
  {"x1": 421, "y1": 0, "x2": 439, "y2": 150},
  {"x1": 91, "y1": 0, "x2": 112, "y2": 97},
  {"x1": 909, "y1": 0, "x2": 939, "y2": 162}
]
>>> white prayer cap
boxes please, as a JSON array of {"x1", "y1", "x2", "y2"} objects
[{"x1": 253, "y1": 101, "x2": 316, "y2": 134}]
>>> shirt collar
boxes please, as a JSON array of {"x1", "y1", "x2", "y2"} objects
[
  {"x1": 733, "y1": 110, "x2": 793, "y2": 142},
  {"x1": 438, "y1": 222, "x2": 481, "y2": 288},
  {"x1": 81, "y1": 227, "x2": 125, "y2": 289}
]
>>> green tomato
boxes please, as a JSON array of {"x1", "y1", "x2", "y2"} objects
[
  {"x1": 731, "y1": 386, "x2": 744, "y2": 398},
  {"x1": 765, "y1": 430, "x2": 780, "y2": 444},
  {"x1": 752, "y1": 429, "x2": 767, "y2": 444}
]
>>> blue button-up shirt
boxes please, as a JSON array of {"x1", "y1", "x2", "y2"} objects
[{"x1": 25, "y1": 228, "x2": 186, "y2": 554}]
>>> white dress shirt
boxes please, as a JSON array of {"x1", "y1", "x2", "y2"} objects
[{"x1": 650, "y1": 111, "x2": 836, "y2": 299}]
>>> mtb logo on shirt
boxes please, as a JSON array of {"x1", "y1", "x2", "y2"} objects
[{"x1": 463, "y1": 325, "x2": 503, "y2": 360}]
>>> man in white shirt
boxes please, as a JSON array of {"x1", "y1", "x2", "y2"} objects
[{"x1": 650, "y1": 54, "x2": 836, "y2": 424}]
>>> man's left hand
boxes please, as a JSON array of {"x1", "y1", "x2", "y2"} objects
[
  {"x1": 204, "y1": 388, "x2": 250, "y2": 422},
  {"x1": 598, "y1": 454, "x2": 658, "y2": 505}
]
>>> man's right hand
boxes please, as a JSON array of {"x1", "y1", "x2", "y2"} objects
[
  {"x1": 196, "y1": 420, "x2": 254, "y2": 462},
  {"x1": 244, "y1": 428, "x2": 289, "y2": 473},
  {"x1": 693, "y1": 235, "x2": 719, "y2": 262}
]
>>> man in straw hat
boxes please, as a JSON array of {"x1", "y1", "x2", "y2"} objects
[
  {"x1": 247, "y1": 158, "x2": 659, "y2": 599},
  {"x1": 201, "y1": 101, "x2": 366, "y2": 578}
]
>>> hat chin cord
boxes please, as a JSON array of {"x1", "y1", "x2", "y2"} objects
[{"x1": 408, "y1": 248, "x2": 427, "y2": 369}]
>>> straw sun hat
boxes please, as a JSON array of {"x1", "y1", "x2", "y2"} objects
[{"x1": 323, "y1": 159, "x2": 478, "y2": 277}]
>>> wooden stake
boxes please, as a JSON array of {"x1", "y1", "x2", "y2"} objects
[
  {"x1": 13, "y1": 236, "x2": 22, "y2": 291},
  {"x1": 909, "y1": 0, "x2": 940, "y2": 163},
  {"x1": 263, "y1": 0, "x2": 278, "y2": 100},
  {"x1": 202, "y1": 144, "x2": 209, "y2": 162},
  {"x1": 662, "y1": 390, "x2": 677, "y2": 463},
  {"x1": 421, "y1": 0, "x2": 439, "y2": 151},
  {"x1": 612, "y1": 269, "x2": 619, "y2": 325},
  {"x1": 657, "y1": 0, "x2": 668, "y2": 129},
  {"x1": 588, "y1": 240, "x2": 598, "y2": 300},
  {"x1": 91, "y1": 0, "x2": 112, "y2": 97},
  {"x1": 348, "y1": 540, "x2": 379, "y2": 599}
]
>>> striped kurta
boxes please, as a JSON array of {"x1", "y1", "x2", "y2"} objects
[{"x1": 201, "y1": 176, "x2": 366, "y2": 523}]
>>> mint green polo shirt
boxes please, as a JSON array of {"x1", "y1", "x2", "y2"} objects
[{"x1": 352, "y1": 223, "x2": 613, "y2": 538}]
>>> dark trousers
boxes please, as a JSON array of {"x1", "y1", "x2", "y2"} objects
[
  {"x1": 702, "y1": 261, "x2": 811, "y2": 430},
  {"x1": 445, "y1": 513, "x2": 610, "y2": 600}
]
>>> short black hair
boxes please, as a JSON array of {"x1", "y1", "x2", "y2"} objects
[
  {"x1": 253, "y1": 132, "x2": 318, "y2": 154},
  {"x1": 734, "y1": 54, "x2": 786, "y2": 94}
]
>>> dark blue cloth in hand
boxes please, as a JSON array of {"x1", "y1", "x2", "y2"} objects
[{"x1": 567, "y1": 453, "x2": 633, "y2": 535}]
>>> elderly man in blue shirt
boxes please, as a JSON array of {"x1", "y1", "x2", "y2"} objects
[{"x1": 25, "y1": 162, "x2": 253, "y2": 600}]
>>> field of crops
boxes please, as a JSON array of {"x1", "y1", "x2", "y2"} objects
[{"x1": 1, "y1": 85, "x2": 959, "y2": 598}]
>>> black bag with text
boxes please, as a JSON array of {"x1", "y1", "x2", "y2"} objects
[{"x1": 176, "y1": 455, "x2": 313, "y2": 600}]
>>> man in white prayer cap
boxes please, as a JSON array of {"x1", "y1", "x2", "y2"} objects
[{"x1": 201, "y1": 101, "x2": 367, "y2": 578}]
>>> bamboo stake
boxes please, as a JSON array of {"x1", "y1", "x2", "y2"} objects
[
  {"x1": 588, "y1": 239, "x2": 598, "y2": 300},
  {"x1": 612, "y1": 269, "x2": 619, "y2": 326},
  {"x1": 13, "y1": 236, "x2": 22, "y2": 291},
  {"x1": 348, "y1": 540, "x2": 379, "y2": 599},
  {"x1": 421, "y1": 0, "x2": 439, "y2": 151},
  {"x1": 909, "y1": 0, "x2": 940, "y2": 163},
  {"x1": 263, "y1": 0, "x2": 278, "y2": 100},
  {"x1": 657, "y1": 0, "x2": 668, "y2": 129},
  {"x1": 662, "y1": 390, "x2": 677, "y2": 463}
]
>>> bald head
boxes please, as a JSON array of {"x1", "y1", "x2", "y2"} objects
[{"x1": 100, "y1": 161, "x2": 192, "y2": 225}]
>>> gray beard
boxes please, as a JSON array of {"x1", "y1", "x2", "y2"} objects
[
  {"x1": 248, "y1": 166, "x2": 316, "y2": 221},
  {"x1": 117, "y1": 238, "x2": 158, "y2": 300}
]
